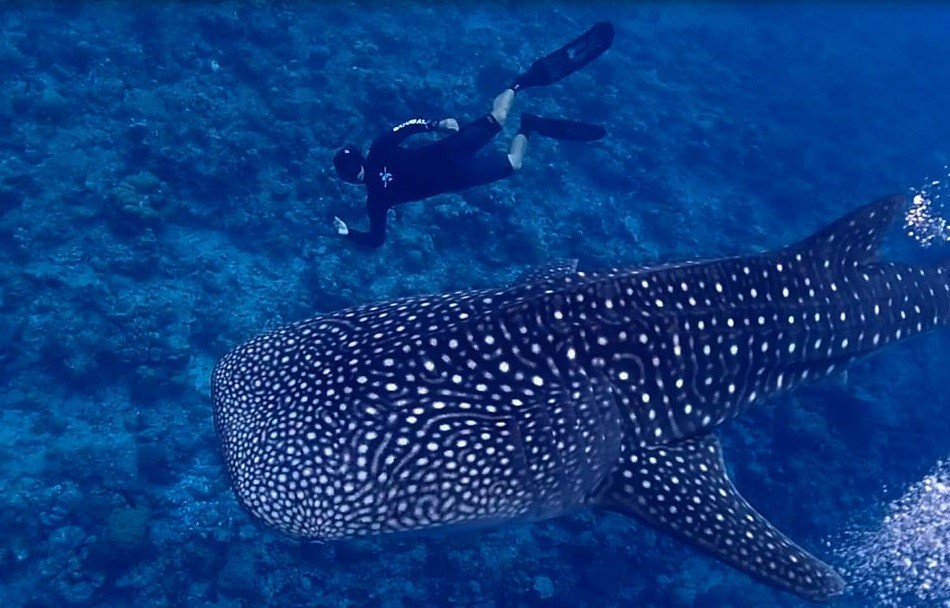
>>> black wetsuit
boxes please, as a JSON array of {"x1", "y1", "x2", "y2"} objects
[{"x1": 346, "y1": 114, "x2": 514, "y2": 248}]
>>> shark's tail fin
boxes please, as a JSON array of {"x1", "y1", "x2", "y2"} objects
[
  {"x1": 787, "y1": 194, "x2": 950, "y2": 337},
  {"x1": 783, "y1": 194, "x2": 905, "y2": 272}
]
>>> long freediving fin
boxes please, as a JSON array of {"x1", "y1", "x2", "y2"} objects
[
  {"x1": 595, "y1": 435, "x2": 845, "y2": 601},
  {"x1": 511, "y1": 21, "x2": 614, "y2": 91},
  {"x1": 520, "y1": 113, "x2": 607, "y2": 142}
]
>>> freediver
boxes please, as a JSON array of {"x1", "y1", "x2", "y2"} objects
[{"x1": 331, "y1": 22, "x2": 614, "y2": 248}]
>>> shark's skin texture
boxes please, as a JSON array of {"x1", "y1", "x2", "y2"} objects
[{"x1": 213, "y1": 195, "x2": 946, "y2": 601}]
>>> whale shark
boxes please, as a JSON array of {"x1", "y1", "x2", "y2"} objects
[{"x1": 212, "y1": 195, "x2": 947, "y2": 601}]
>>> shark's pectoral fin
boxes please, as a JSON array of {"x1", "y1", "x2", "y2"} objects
[
  {"x1": 511, "y1": 259, "x2": 579, "y2": 286},
  {"x1": 595, "y1": 435, "x2": 845, "y2": 601}
]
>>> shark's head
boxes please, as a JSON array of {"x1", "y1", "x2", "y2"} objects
[
  {"x1": 212, "y1": 321, "x2": 356, "y2": 540},
  {"x1": 212, "y1": 292, "x2": 556, "y2": 542}
]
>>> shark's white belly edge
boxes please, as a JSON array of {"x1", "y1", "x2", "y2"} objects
[{"x1": 212, "y1": 195, "x2": 947, "y2": 602}]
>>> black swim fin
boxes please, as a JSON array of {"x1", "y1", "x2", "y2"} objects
[
  {"x1": 520, "y1": 112, "x2": 607, "y2": 142},
  {"x1": 511, "y1": 21, "x2": 614, "y2": 91}
]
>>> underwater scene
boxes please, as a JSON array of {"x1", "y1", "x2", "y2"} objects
[{"x1": 1, "y1": 3, "x2": 949, "y2": 607}]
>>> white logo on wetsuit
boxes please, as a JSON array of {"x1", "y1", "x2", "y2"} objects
[
  {"x1": 379, "y1": 167, "x2": 393, "y2": 188},
  {"x1": 393, "y1": 118, "x2": 428, "y2": 131}
]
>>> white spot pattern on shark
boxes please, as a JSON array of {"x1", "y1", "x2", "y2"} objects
[{"x1": 213, "y1": 195, "x2": 947, "y2": 601}]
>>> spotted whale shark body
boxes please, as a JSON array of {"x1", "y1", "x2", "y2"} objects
[{"x1": 213, "y1": 195, "x2": 947, "y2": 601}]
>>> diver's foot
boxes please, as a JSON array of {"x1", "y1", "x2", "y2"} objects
[
  {"x1": 491, "y1": 89, "x2": 516, "y2": 126},
  {"x1": 507, "y1": 133, "x2": 528, "y2": 171},
  {"x1": 333, "y1": 216, "x2": 349, "y2": 236}
]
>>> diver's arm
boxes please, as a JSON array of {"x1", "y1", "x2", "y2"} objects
[
  {"x1": 374, "y1": 118, "x2": 437, "y2": 148},
  {"x1": 373, "y1": 118, "x2": 458, "y2": 148},
  {"x1": 341, "y1": 202, "x2": 388, "y2": 249}
]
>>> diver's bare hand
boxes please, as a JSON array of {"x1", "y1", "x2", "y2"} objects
[
  {"x1": 438, "y1": 118, "x2": 459, "y2": 132},
  {"x1": 333, "y1": 216, "x2": 349, "y2": 236}
]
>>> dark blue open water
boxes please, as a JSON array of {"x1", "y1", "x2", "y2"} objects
[{"x1": 1, "y1": 3, "x2": 948, "y2": 607}]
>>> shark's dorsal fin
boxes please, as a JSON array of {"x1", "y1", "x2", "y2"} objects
[
  {"x1": 595, "y1": 435, "x2": 845, "y2": 601},
  {"x1": 511, "y1": 259, "x2": 579, "y2": 286},
  {"x1": 782, "y1": 194, "x2": 904, "y2": 270}
]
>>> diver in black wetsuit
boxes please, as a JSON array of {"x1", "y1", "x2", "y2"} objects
[
  {"x1": 332, "y1": 90, "x2": 529, "y2": 248},
  {"x1": 332, "y1": 22, "x2": 614, "y2": 249}
]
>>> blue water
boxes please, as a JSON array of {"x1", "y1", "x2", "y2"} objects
[{"x1": 2, "y1": 4, "x2": 948, "y2": 607}]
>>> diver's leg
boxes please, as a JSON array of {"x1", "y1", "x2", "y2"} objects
[
  {"x1": 452, "y1": 151, "x2": 518, "y2": 191},
  {"x1": 429, "y1": 88, "x2": 515, "y2": 159},
  {"x1": 430, "y1": 113, "x2": 503, "y2": 158},
  {"x1": 446, "y1": 123, "x2": 527, "y2": 195},
  {"x1": 429, "y1": 89, "x2": 520, "y2": 184},
  {"x1": 450, "y1": 127, "x2": 527, "y2": 192},
  {"x1": 504, "y1": 113, "x2": 539, "y2": 171}
]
